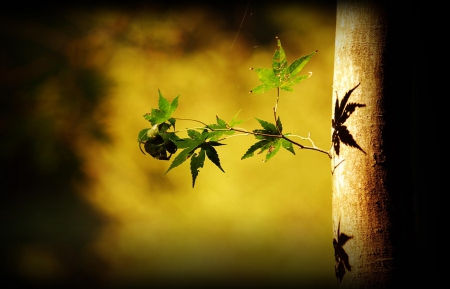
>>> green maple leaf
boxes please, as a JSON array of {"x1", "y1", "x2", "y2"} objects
[
  {"x1": 250, "y1": 38, "x2": 317, "y2": 94},
  {"x1": 190, "y1": 141, "x2": 225, "y2": 187},
  {"x1": 137, "y1": 128, "x2": 151, "y2": 142},
  {"x1": 241, "y1": 138, "x2": 276, "y2": 160},
  {"x1": 254, "y1": 118, "x2": 279, "y2": 135},
  {"x1": 144, "y1": 90, "x2": 179, "y2": 126},
  {"x1": 281, "y1": 138, "x2": 295, "y2": 155},
  {"x1": 207, "y1": 112, "x2": 244, "y2": 141},
  {"x1": 137, "y1": 121, "x2": 179, "y2": 156},
  {"x1": 190, "y1": 150, "x2": 205, "y2": 188},
  {"x1": 201, "y1": 141, "x2": 225, "y2": 173},
  {"x1": 229, "y1": 110, "x2": 245, "y2": 127},
  {"x1": 165, "y1": 129, "x2": 225, "y2": 187},
  {"x1": 207, "y1": 116, "x2": 234, "y2": 141},
  {"x1": 165, "y1": 130, "x2": 206, "y2": 174},
  {"x1": 241, "y1": 117, "x2": 295, "y2": 161}
]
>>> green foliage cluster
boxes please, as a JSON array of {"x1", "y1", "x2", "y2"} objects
[
  {"x1": 137, "y1": 38, "x2": 322, "y2": 187},
  {"x1": 250, "y1": 39, "x2": 316, "y2": 94}
]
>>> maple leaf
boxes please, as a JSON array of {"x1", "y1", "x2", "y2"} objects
[
  {"x1": 332, "y1": 83, "x2": 366, "y2": 155},
  {"x1": 207, "y1": 112, "x2": 243, "y2": 141},
  {"x1": 165, "y1": 129, "x2": 207, "y2": 174},
  {"x1": 138, "y1": 92, "x2": 180, "y2": 159},
  {"x1": 250, "y1": 37, "x2": 316, "y2": 94},
  {"x1": 202, "y1": 142, "x2": 225, "y2": 172},
  {"x1": 241, "y1": 118, "x2": 295, "y2": 162},
  {"x1": 190, "y1": 150, "x2": 205, "y2": 188},
  {"x1": 165, "y1": 129, "x2": 225, "y2": 187},
  {"x1": 144, "y1": 90, "x2": 178, "y2": 126},
  {"x1": 137, "y1": 121, "x2": 179, "y2": 159}
]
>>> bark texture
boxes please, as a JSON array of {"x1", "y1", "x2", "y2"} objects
[{"x1": 331, "y1": 0, "x2": 416, "y2": 288}]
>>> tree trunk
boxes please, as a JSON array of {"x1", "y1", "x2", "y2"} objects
[{"x1": 331, "y1": 0, "x2": 417, "y2": 288}]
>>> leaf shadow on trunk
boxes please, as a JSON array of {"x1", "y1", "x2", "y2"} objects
[
  {"x1": 333, "y1": 219, "x2": 353, "y2": 283},
  {"x1": 332, "y1": 83, "x2": 366, "y2": 156}
]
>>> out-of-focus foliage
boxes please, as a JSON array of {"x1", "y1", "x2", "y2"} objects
[
  {"x1": 1, "y1": 5, "x2": 114, "y2": 288},
  {"x1": 1, "y1": 1, "x2": 336, "y2": 288}
]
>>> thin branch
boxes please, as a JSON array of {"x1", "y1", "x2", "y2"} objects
[
  {"x1": 227, "y1": 124, "x2": 331, "y2": 158},
  {"x1": 331, "y1": 159, "x2": 345, "y2": 174},
  {"x1": 289, "y1": 133, "x2": 321, "y2": 150},
  {"x1": 175, "y1": 115, "x2": 331, "y2": 158},
  {"x1": 282, "y1": 134, "x2": 331, "y2": 158},
  {"x1": 175, "y1": 118, "x2": 214, "y2": 130},
  {"x1": 226, "y1": 125, "x2": 281, "y2": 138}
]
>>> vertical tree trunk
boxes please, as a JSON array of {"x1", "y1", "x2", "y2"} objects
[{"x1": 331, "y1": 0, "x2": 416, "y2": 288}]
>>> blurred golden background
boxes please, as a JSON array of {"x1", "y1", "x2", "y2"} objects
[{"x1": 1, "y1": 1, "x2": 337, "y2": 288}]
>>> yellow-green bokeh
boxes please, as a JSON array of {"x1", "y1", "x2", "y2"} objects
[{"x1": 2, "y1": 2, "x2": 337, "y2": 287}]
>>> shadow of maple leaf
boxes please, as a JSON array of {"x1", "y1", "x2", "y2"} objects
[
  {"x1": 332, "y1": 83, "x2": 366, "y2": 155},
  {"x1": 333, "y1": 220, "x2": 353, "y2": 283}
]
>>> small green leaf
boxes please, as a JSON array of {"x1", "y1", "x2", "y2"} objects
[
  {"x1": 137, "y1": 128, "x2": 150, "y2": 142},
  {"x1": 229, "y1": 111, "x2": 244, "y2": 127},
  {"x1": 207, "y1": 141, "x2": 226, "y2": 147},
  {"x1": 169, "y1": 94, "x2": 179, "y2": 113},
  {"x1": 241, "y1": 117, "x2": 292, "y2": 161},
  {"x1": 276, "y1": 117, "x2": 283, "y2": 133},
  {"x1": 165, "y1": 129, "x2": 208, "y2": 175},
  {"x1": 281, "y1": 138, "x2": 295, "y2": 155},
  {"x1": 216, "y1": 116, "x2": 226, "y2": 127},
  {"x1": 208, "y1": 115, "x2": 237, "y2": 141},
  {"x1": 272, "y1": 38, "x2": 288, "y2": 77},
  {"x1": 144, "y1": 108, "x2": 163, "y2": 124},
  {"x1": 287, "y1": 50, "x2": 317, "y2": 77},
  {"x1": 207, "y1": 132, "x2": 228, "y2": 142},
  {"x1": 265, "y1": 139, "x2": 282, "y2": 161},
  {"x1": 156, "y1": 123, "x2": 171, "y2": 134},
  {"x1": 203, "y1": 143, "x2": 225, "y2": 172},
  {"x1": 242, "y1": 138, "x2": 288, "y2": 162},
  {"x1": 250, "y1": 38, "x2": 316, "y2": 94},
  {"x1": 158, "y1": 90, "x2": 170, "y2": 113},
  {"x1": 163, "y1": 131, "x2": 180, "y2": 144},
  {"x1": 173, "y1": 139, "x2": 189, "y2": 149},
  {"x1": 187, "y1": 129, "x2": 202, "y2": 140},
  {"x1": 187, "y1": 140, "x2": 226, "y2": 187},
  {"x1": 165, "y1": 145, "x2": 198, "y2": 174},
  {"x1": 280, "y1": 75, "x2": 310, "y2": 92},
  {"x1": 250, "y1": 68, "x2": 278, "y2": 94},
  {"x1": 255, "y1": 118, "x2": 278, "y2": 134},
  {"x1": 241, "y1": 139, "x2": 271, "y2": 160},
  {"x1": 190, "y1": 150, "x2": 206, "y2": 187},
  {"x1": 168, "y1": 117, "x2": 176, "y2": 129},
  {"x1": 144, "y1": 90, "x2": 179, "y2": 125}
]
